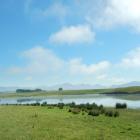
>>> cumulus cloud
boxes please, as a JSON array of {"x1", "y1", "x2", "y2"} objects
[
  {"x1": 49, "y1": 25, "x2": 95, "y2": 44},
  {"x1": 23, "y1": 46, "x2": 65, "y2": 74},
  {"x1": 25, "y1": 0, "x2": 140, "y2": 32},
  {"x1": 9, "y1": 46, "x2": 64, "y2": 75},
  {"x1": 95, "y1": 0, "x2": 140, "y2": 31},
  {"x1": 24, "y1": 1, "x2": 69, "y2": 21},
  {"x1": 9, "y1": 46, "x2": 110, "y2": 78},
  {"x1": 37, "y1": 2, "x2": 69, "y2": 20},
  {"x1": 9, "y1": 46, "x2": 137, "y2": 85},
  {"x1": 69, "y1": 58, "x2": 111, "y2": 75},
  {"x1": 121, "y1": 47, "x2": 140, "y2": 67}
]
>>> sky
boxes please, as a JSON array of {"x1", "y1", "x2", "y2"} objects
[{"x1": 1, "y1": 0, "x2": 140, "y2": 87}]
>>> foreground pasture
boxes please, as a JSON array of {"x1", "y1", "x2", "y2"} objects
[{"x1": 0, "y1": 106, "x2": 140, "y2": 140}]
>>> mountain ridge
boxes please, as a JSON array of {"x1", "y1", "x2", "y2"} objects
[{"x1": 0, "y1": 81, "x2": 140, "y2": 92}]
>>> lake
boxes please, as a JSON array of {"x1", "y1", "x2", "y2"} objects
[{"x1": 0, "y1": 94, "x2": 140, "y2": 109}]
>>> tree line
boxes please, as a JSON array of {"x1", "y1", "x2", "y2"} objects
[{"x1": 16, "y1": 89, "x2": 43, "y2": 93}]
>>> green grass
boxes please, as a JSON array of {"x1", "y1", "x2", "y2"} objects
[
  {"x1": 114, "y1": 86, "x2": 140, "y2": 93},
  {"x1": 0, "y1": 89, "x2": 112, "y2": 98},
  {"x1": 0, "y1": 106, "x2": 140, "y2": 140},
  {"x1": 0, "y1": 86, "x2": 140, "y2": 98}
]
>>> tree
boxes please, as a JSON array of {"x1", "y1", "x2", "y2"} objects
[{"x1": 58, "y1": 87, "x2": 63, "y2": 91}]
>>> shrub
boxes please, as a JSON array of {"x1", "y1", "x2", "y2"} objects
[
  {"x1": 91, "y1": 103, "x2": 98, "y2": 109},
  {"x1": 47, "y1": 106, "x2": 54, "y2": 109},
  {"x1": 116, "y1": 103, "x2": 127, "y2": 109},
  {"x1": 31, "y1": 102, "x2": 40, "y2": 106},
  {"x1": 68, "y1": 109, "x2": 72, "y2": 112},
  {"x1": 41, "y1": 102, "x2": 47, "y2": 106},
  {"x1": 86, "y1": 103, "x2": 93, "y2": 110},
  {"x1": 36, "y1": 102, "x2": 40, "y2": 106},
  {"x1": 71, "y1": 108, "x2": 81, "y2": 114},
  {"x1": 100, "y1": 108, "x2": 105, "y2": 114},
  {"x1": 114, "y1": 111, "x2": 119, "y2": 117},
  {"x1": 105, "y1": 110, "x2": 113, "y2": 117},
  {"x1": 77, "y1": 104, "x2": 85, "y2": 109},
  {"x1": 57, "y1": 103, "x2": 64, "y2": 109},
  {"x1": 88, "y1": 110, "x2": 100, "y2": 116},
  {"x1": 81, "y1": 108, "x2": 84, "y2": 111},
  {"x1": 84, "y1": 103, "x2": 102, "y2": 110},
  {"x1": 59, "y1": 106, "x2": 64, "y2": 109},
  {"x1": 58, "y1": 87, "x2": 63, "y2": 91},
  {"x1": 105, "y1": 110, "x2": 120, "y2": 117},
  {"x1": 68, "y1": 103, "x2": 104, "y2": 112},
  {"x1": 82, "y1": 112, "x2": 85, "y2": 115},
  {"x1": 99, "y1": 105, "x2": 104, "y2": 110},
  {"x1": 69, "y1": 102, "x2": 76, "y2": 108}
]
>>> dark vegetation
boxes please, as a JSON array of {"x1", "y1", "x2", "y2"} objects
[
  {"x1": 116, "y1": 103, "x2": 127, "y2": 109},
  {"x1": 105, "y1": 110, "x2": 119, "y2": 117},
  {"x1": 16, "y1": 88, "x2": 43, "y2": 93},
  {"x1": 58, "y1": 87, "x2": 63, "y2": 91}
]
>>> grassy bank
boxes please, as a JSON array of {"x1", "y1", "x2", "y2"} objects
[
  {"x1": 0, "y1": 105, "x2": 140, "y2": 140},
  {"x1": 0, "y1": 86, "x2": 140, "y2": 98},
  {"x1": 0, "y1": 88, "x2": 114, "y2": 98}
]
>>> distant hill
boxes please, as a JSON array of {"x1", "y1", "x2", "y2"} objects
[
  {"x1": 111, "y1": 81, "x2": 140, "y2": 88},
  {"x1": 0, "y1": 87, "x2": 18, "y2": 92},
  {"x1": 46, "y1": 83, "x2": 105, "y2": 90},
  {"x1": 1, "y1": 81, "x2": 140, "y2": 92},
  {"x1": 0, "y1": 86, "x2": 35, "y2": 92},
  {"x1": 113, "y1": 86, "x2": 140, "y2": 93}
]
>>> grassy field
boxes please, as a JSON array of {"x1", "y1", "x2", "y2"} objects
[
  {"x1": 0, "y1": 86, "x2": 140, "y2": 98},
  {"x1": 0, "y1": 89, "x2": 113, "y2": 98},
  {"x1": 0, "y1": 105, "x2": 140, "y2": 140}
]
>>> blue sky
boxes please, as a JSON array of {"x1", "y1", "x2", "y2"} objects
[{"x1": 1, "y1": 0, "x2": 140, "y2": 87}]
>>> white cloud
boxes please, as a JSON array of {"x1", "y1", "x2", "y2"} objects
[
  {"x1": 96, "y1": 72, "x2": 127, "y2": 85},
  {"x1": 49, "y1": 25, "x2": 95, "y2": 44},
  {"x1": 96, "y1": 0, "x2": 140, "y2": 31},
  {"x1": 25, "y1": 1, "x2": 69, "y2": 21},
  {"x1": 23, "y1": 46, "x2": 64, "y2": 74},
  {"x1": 9, "y1": 46, "x2": 110, "y2": 79},
  {"x1": 9, "y1": 46, "x2": 139, "y2": 86},
  {"x1": 109, "y1": 77, "x2": 127, "y2": 84},
  {"x1": 69, "y1": 58, "x2": 111, "y2": 75},
  {"x1": 39, "y1": 2, "x2": 68, "y2": 19},
  {"x1": 121, "y1": 47, "x2": 140, "y2": 67},
  {"x1": 9, "y1": 46, "x2": 64, "y2": 75},
  {"x1": 25, "y1": 0, "x2": 140, "y2": 32}
]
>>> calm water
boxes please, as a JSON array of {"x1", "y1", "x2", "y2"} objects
[{"x1": 0, "y1": 94, "x2": 140, "y2": 109}]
